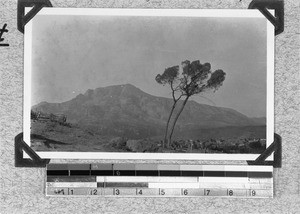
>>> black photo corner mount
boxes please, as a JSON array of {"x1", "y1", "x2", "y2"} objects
[
  {"x1": 17, "y1": 0, "x2": 53, "y2": 33},
  {"x1": 15, "y1": 131, "x2": 282, "y2": 168},
  {"x1": 15, "y1": 0, "x2": 283, "y2": 168},
  {"x1": 15, "y1": 133, "x2": 50, "y2": 167},
  {"x1": 247, "y1": 0, "x2": 283, "y2": 168},
  {"x1": 248, "y1": 0, "x2": 284, "y2": 35},
  {"x1": 247, "y1": 133, "x2": 282, "y2": 168}
]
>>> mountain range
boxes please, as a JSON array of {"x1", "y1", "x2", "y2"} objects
[{"x1": 32, "y1": 84, "x2": 266, "y2": 140}]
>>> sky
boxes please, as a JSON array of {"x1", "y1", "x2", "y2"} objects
[{"x1": 31, "y1": 13, "x2": 268, "y2": 118}]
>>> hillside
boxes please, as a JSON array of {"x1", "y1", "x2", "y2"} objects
[
  {"x1": 32, "y1": 84, "x2": 265, "y2": 140},
  {"x1": 30, "y1": 84, "x2": 266, "y2": 153}
]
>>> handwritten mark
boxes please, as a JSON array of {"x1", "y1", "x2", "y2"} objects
[{"x1": 0, "y1": 24, "x2": 9, "y2": 46}]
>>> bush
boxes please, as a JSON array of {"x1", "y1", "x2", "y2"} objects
[{"x1": 110, "y1": 137, "x2": 127, "y2": 150}]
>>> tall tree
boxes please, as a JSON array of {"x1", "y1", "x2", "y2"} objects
[{"x1": 155, "y1": 60, "x2": 226, "y2": 148}]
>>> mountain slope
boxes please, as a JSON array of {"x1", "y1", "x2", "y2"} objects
[{"x1": 32, "y1": 84, "x2": 265, "y2": 139}]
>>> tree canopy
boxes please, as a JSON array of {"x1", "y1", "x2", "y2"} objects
[
  {"x1": 155, "y1": 59, "x2": 226, "y2": 147},
  {"x1": 156, "y1": 60, "x2": 225, "y2": 98}
]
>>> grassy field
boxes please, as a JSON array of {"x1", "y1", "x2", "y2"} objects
[{"x1": 30, "y1": 119, "x2": 266, "y2": 154}]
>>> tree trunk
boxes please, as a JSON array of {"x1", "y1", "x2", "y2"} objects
[
  {"x1": 167, "y1": 96, "x2": 189, "y2": 145},
  {"x1": 164, "y1": 101, "x2": 177, "y2": 148}
]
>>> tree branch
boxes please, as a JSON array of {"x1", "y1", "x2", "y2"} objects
[
  {"x1": 175, "y1": 94, "x2": 184, "y2": 102},
  {"x1": 170, "y1": 81, "x2": 176, "y2": 102}
]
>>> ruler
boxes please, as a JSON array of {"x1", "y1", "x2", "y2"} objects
[{"x1": 46, "y1": 164, "x2": 273, "y2": 198}]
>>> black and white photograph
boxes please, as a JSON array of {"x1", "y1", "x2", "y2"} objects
[{"x1": 24, "y1": 8, "x2": 274, "y2": 159}]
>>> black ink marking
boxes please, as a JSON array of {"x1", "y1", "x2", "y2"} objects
[{"x1": 0, "y1": 24, "x2": 9, "y2": 46}]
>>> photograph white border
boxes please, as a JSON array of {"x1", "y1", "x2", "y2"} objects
[{"x1": 23, "y1": 8, "x2": 274, "y2": 160}]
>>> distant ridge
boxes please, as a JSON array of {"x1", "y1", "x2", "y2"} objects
[{"x1": 32, "y1": 84, "x2": 266, "y2": 139}]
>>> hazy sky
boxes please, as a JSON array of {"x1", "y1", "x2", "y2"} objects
[{"x1": 31, "y1": 14, "x2": 267, "y2": 117}]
